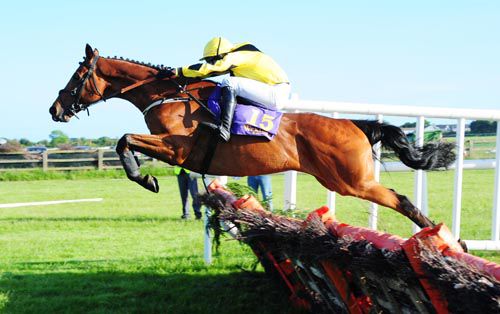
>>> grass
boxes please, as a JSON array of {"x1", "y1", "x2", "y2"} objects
[
  {"x1": 0, "y1": 169, "x2": 499, "y2": 313},
  {"x1": 0, "y1": 176, "x2": 301, "y2": 314},
  {"x1": 0, "y1": 165, "x2": 172, "y2": 181},
  {"x1": 443, "y1": 135, "x2": 497, "y2": 159}
]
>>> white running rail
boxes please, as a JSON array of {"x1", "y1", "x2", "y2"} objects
[{"x1": 281, "y1": 98, "x2": 500, "y2": 250}]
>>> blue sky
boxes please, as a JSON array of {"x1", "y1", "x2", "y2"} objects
[{"x1": 1, "y1": 1, "x2": 499, "y2": 141}]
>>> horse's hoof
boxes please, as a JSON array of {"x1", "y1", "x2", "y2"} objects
[
  {"x1": 143, "y1": 174, "x2": 159, "y2": 193},
  {"x1": 458, "y1": 239, "x2": 468, "y2": 252}
]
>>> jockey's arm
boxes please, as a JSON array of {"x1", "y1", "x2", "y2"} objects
[{"x1": 178, "y1": 55, "x2": 236, "y2": 78}]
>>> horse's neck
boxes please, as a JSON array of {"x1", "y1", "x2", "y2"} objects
[
  {"x1": 98, "y1": 58, "x2": 216, "y2": 112},
  {"x1": 97, "y1": 59, "x2": 169, "y2": 111}
]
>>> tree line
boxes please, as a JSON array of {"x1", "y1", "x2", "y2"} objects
[
  {"x1": 0, "y1": 130, "x2": 118, "y2": 153},
  {"x1": 400, "y1": 120, "x2": 497, "y2": 134}
]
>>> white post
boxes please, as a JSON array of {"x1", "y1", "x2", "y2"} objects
[
  {"x1": 217, "y1": 176, "x2": 228, "y2": 185},
  {"x1": 413, "y1": 116, "x2": 425, "y2": 232},
  {"x1": 327, "y1": 112, "x2": 340, "y2": 213},
  {"x1": 283, "y1": 100, "x2": 300, "y2": 212},
  {"x1": 452, "y1": 118, "x2": 466, "y2": 239},
  {"x1": 284, "y1": 171, "x2": 297, "y2": 210},
  {"x1": 203, "y1": 176, "x2": 213, "y2": 265},
  {"x1": 326, "y1": 192, "x2": 336, "y2": 214},
  {"x1": 203, "y1": 208, "x2": 212, "y2": 265},
  {"x1": 423, "y1": 171, "x2": 428, "y2": 215},
  {"x1": 369, "y1": 114, "x2": 383, "y2": 229},
  {"x1": 492, "y1": 122, "x2": 500, "y2": 240}
]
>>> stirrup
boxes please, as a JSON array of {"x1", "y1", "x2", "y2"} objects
[
  {"x1": 199, "y1": 122, "x2": 229, "y2": 142},
  {"x1": 199, "y1": 121, "x2": 219, "y2": 132}
]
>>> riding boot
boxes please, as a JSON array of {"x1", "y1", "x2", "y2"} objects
[{"x1": 218, "y1": 86, "x2": 237, "y2": 142}]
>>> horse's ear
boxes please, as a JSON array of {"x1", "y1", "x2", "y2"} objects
[
  {"x1": 94, "y1": 48, "x2": 99, "y2": 57},
  {"x1": 85, "y1": 44, "x2": 94, "y2": 59}
]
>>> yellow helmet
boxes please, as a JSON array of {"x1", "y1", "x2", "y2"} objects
[{"x1": 201, "y1": 37, "x2": 234, "y2": 60}]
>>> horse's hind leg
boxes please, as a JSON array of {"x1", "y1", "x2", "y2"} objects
[
  {"x1": 116, "y1": 133, "x2": 176, "y2": 193},
  {"x1": 360, "y1": 183, "x2": 468, "y2": 251},
  {"x1": 355, "y1": 182, "x2": 435, "y2": 229},
  {"x1": 314, "y1": 173, "x2": 434, "y2": 229}
]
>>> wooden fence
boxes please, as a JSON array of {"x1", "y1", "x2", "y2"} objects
[{"x1": 0, "y1": 149, "x2": 154, "y2": 171}]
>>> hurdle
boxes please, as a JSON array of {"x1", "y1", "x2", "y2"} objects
[{"x1": 203, "y1": 179, "x2": 500, "y2": 313}]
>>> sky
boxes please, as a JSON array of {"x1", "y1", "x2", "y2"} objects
[{"x1": 0, "y1": 1, "x2": 499, "y2": 141}]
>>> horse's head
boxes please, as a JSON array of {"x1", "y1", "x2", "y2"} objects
[{"x1": 50, "y1": 44, "x2": 107, "y2": 122}]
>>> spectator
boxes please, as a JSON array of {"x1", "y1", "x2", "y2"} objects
[
  {"x1": 247, "y1": 175, "x2": 273, "y2": 211},
  {"x1": 174, "y1": 166, "x2": 202, "y2": 219}
]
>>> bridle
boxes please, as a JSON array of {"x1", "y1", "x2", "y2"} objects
[
  {"x1": 57, "y1": 54, "x2": 215, "y2": 118},
  {"x1": 58, "y1": 55, "x2": 103, "y2": 117}
]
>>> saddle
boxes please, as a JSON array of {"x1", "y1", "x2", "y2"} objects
[
  {"x1": 185, "y1": 85, "x2": 284, "y2": 175},
  {"x1": 207, "y1": 85, "x2": 283, "y2": 140}
]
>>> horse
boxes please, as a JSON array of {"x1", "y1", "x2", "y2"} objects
[{"x1": 50, "y1": 44, "x2": 457, "y2": 234}]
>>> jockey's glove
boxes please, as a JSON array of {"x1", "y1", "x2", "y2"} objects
[{"x1": 156, "y1": 67, "x2": 176, "y2": 79}]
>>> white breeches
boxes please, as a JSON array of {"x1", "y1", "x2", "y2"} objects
[{"x1": 221, "y1": 76, "x2": 291, "y2": 110}]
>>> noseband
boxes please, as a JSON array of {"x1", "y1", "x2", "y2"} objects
[{"x1": 58, "y1": 55, "x2": 103, "y2": 116}]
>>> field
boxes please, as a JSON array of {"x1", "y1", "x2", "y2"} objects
[
  {"x1": 462, "y1": 135, "x2": 497, "y2": 159},
  {"x1": 0, "y1": 169, "x2": 499, "y2": 313}
]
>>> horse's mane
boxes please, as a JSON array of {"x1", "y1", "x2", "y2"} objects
[
  {"x1": 102, "y1": 56, "x2": 208, "y2": 85},
  {"x1": 106, "y1": 56, "x2": 169, "y2": 70},
  {"x1": 83, "y1": 54, "x2": 210, "y2": 87}
]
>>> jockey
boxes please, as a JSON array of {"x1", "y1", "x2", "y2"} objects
[{"x1": 159, "y1": 37, "x2": 290, "y2": 142}]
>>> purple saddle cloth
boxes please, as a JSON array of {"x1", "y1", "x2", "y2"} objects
[{"x1": 207, "y1": 86, "x2": 283, "y2": 140}]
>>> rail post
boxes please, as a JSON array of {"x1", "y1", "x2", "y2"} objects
[
  {"x1": 42, "y1": 151, "x2": 48, "y2": 171},
  {"x1": 492, "y1": 122, "x2": 500, "y2": 241},
  {"x1": 97, "y1": 149, "x2": 104, "y2": 170},
  {"x1": 369, "y1": 114, "x2": 383, "y2": 230},
  {"x1": 284, "y1": 171, "x2": 297, "y2": 210},
  {"x1": 413, "y1": 116, "x2": 425, "y2": 232},
  {"x1": 326, "y1": 112, "x2": 339, "y2": 213},
  {"x1": 452, "y1": 118, "x2": 466, "y2": 239}
]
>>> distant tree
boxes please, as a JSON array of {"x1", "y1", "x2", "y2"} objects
[
  {"x1": 49, "y1": 130, "x2": 69, "y2": 147},
  {"x1": 470, "y1": 120, "x2": 497, "y2": 134},
  {"x1": 93, "y1": 136, "x2": 117, "y2": 147},
  {"x1": 0, "y1": 139, "x2": 23, "y2": 152},
  {"x1": 36, "y1": 140, "x2": 49, "y2": 146},
  {"x1": 19, "y1": 138, "x2": 34, "y2": 146},
  {"x1": 400, "y1": 120, "x2": 431, "y2": 128},
  {"x1": 71, "y1": 137, "x2": 92, "y2": 146}
]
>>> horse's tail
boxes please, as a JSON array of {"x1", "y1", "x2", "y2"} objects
[{"x1": 351, "y1": 120, "x2": 456, "y2": 170}]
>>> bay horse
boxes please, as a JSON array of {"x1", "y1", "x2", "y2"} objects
[{"x1": 50, "y1": 44, "x2": 456, "y2": 233}]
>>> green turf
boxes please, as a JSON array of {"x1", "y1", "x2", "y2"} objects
[
  {"x1": 0, "y1": 165, "x2": 172, "y2": 182},
  {"x1": 0, "y1": 169, "x2": 498, "y2": 313}
]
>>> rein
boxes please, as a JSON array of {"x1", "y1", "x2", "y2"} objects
[
  {"x1": 169, "y1": 78, "x2": 216, "y2": 118},
  {"x1": 142, "y1": 78, "x2": 216, "y2": 117},
  {"x1": 60, "y1": 56, "x2": 215, "y2": 118}
]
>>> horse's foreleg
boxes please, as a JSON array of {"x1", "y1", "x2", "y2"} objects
[{"x1": 116, "y1": 133, "x2": 176, "y2": 193}]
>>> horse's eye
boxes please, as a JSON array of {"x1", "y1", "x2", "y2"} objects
[{"x1": 73, "y1": 73, "x2": 81, "y2": 80}]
